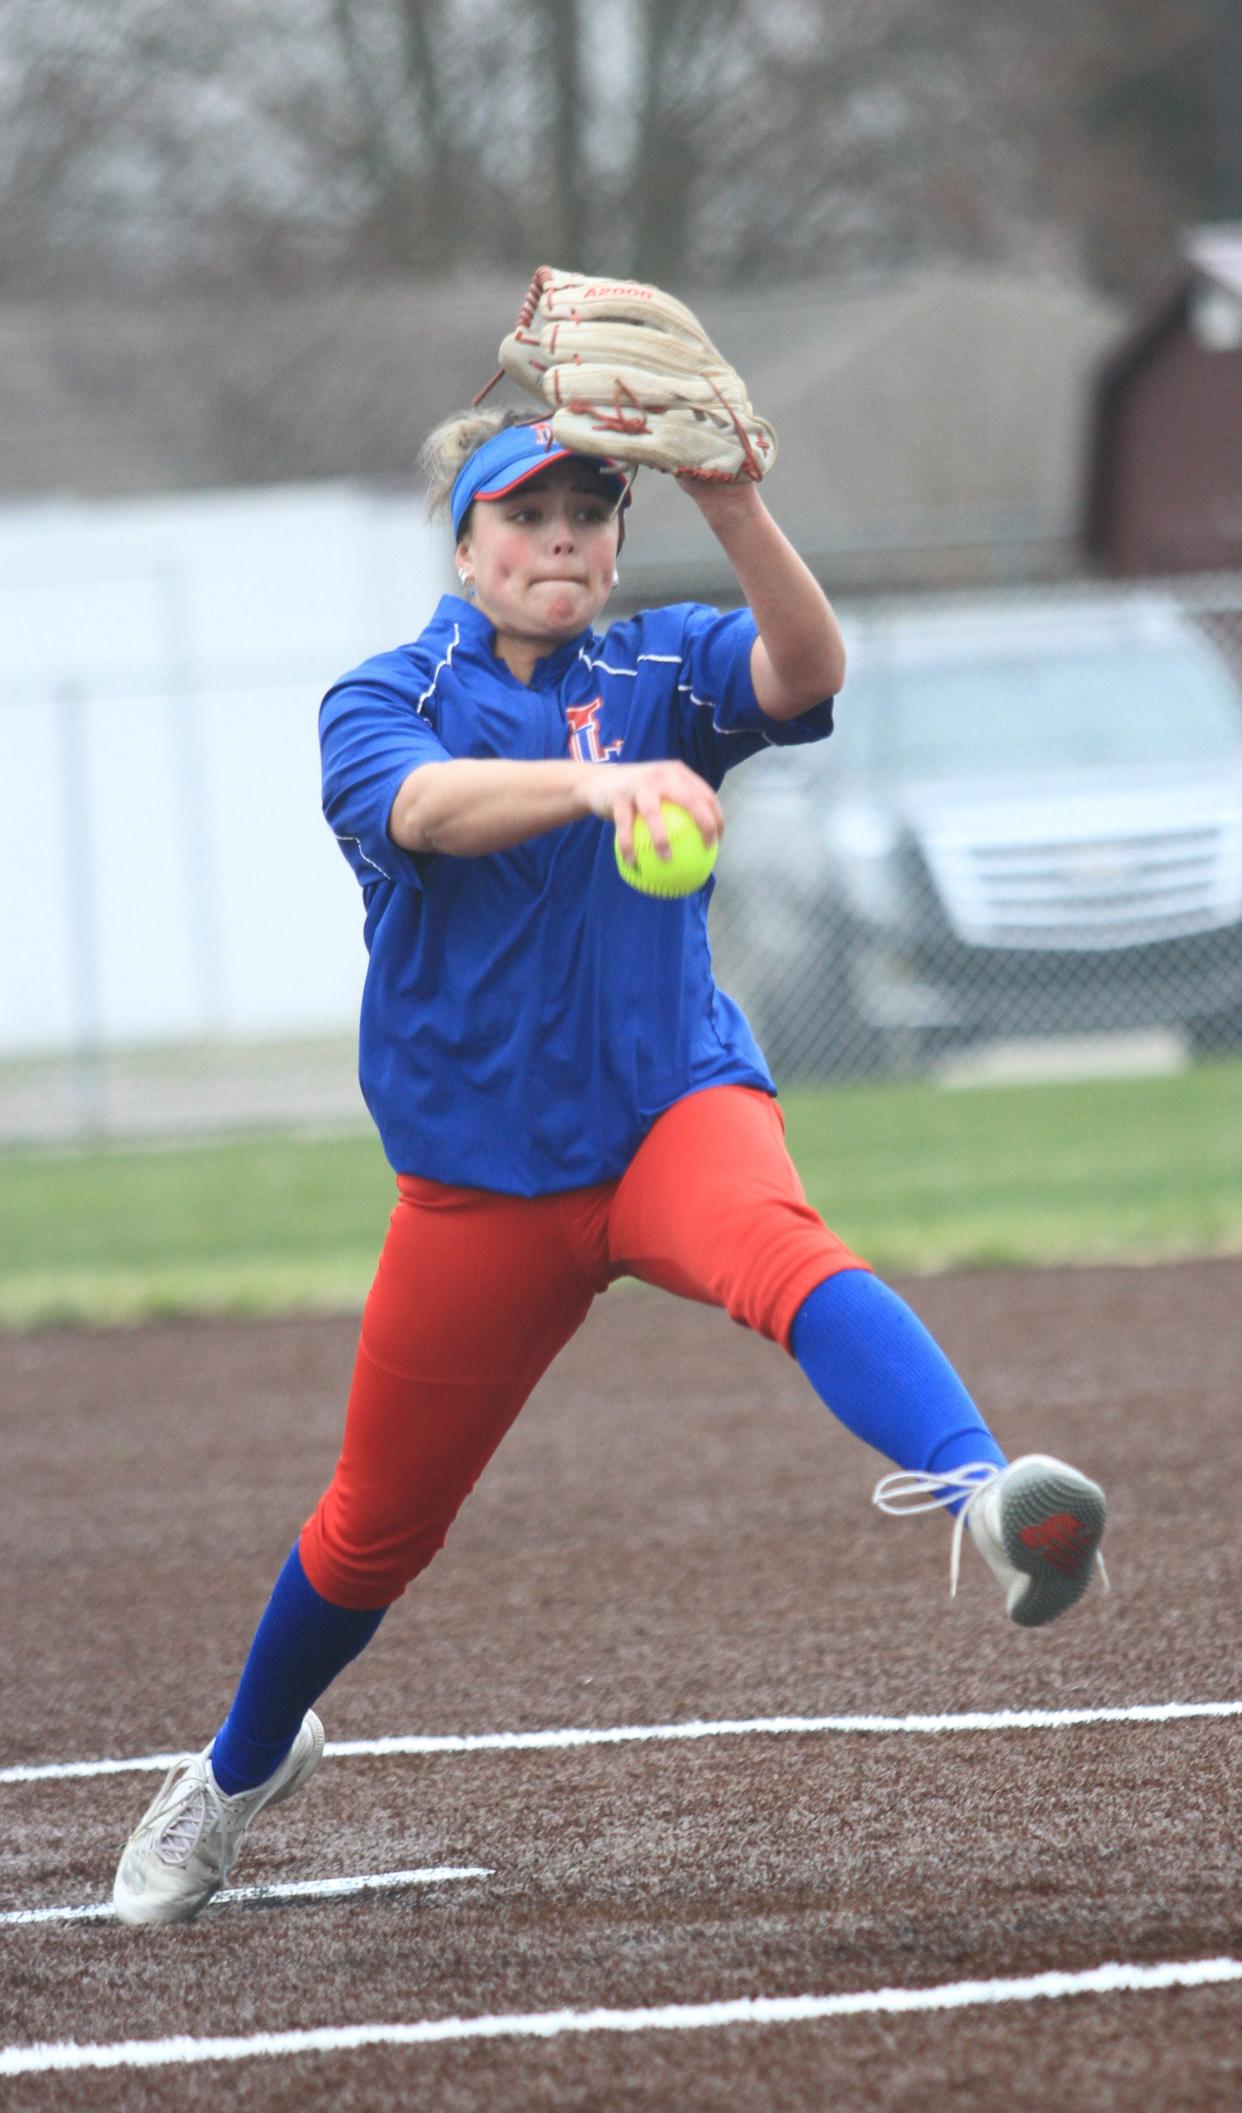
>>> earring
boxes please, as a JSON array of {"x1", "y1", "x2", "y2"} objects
[
  {"x1": 612, "y1": 567, "x2": 620, "y2": 586},
  {"x1": 458, "y1": 570, "x2": 475, "y2": 597}
]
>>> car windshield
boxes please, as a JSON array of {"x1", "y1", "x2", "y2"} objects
[{"x1": 876, "y1": 639, "x2": 1242, "y2": 782}]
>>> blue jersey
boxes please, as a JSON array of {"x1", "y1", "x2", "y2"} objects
[{"x1": 320, "y1": 593, "x2": 834, "y2": 1193}]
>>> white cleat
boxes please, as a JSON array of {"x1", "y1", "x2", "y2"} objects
[
  {"x1": 873, "y1": 1454, "x2": 1108, "y2": 1628},
  {"x1": 112, "y1": 1710, "x2": 325, "y2": 1927}
]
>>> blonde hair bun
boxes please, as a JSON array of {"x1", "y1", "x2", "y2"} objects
[{"x1": 418, "y1": 408, "x2": 543, "y2": 522}]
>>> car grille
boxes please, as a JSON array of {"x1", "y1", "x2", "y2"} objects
[{"x1": 930, "y1": 821, "x2": 1242, "y2": 950}]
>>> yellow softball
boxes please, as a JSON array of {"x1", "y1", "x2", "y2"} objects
[{"x1": 614, "y1": 801, "x2": 719, "y2": 898}]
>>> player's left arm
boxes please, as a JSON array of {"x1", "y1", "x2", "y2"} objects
[{"x1": 677, "y1": 478, "x2": 846, "y2": 720}]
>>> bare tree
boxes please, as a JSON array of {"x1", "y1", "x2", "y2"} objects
[{"x1": 0, "y1": 0, "x2": 1228, "y2": 300}]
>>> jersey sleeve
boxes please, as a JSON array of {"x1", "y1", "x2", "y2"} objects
[
  {"x1": 319, "y1": 670, "x2": 452, "y2": 891},
  {"x1": 664, "y1": 604, "x2": 836, "y2": 785}
]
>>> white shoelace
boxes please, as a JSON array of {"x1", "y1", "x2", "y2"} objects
[
  {"x1": 873, "y1": 1463, "x2": 1109, "y2": 1599},
  {"x1": 872, "y1": 1463, "x2": 1004, "y2": 1599},
  {"x1": 141, "y1": 1760, "x2": 221, "y2": 1869}
]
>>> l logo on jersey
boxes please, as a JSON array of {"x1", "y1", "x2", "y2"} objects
[{"x1": 566, "y1": 699, "x2": 623, "y2": 764}]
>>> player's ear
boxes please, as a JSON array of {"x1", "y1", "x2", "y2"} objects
[{"x1": 455, "y1": 543, "x2": 477, "y2": 596}]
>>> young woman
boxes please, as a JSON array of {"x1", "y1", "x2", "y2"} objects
[{"x1": 113, "y1": 410, "x2": 1107, "y2": 1925}]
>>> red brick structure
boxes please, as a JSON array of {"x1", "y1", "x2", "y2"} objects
[{"x1": 1085, "y1": 226, "x2": 1242, "y2": 575}]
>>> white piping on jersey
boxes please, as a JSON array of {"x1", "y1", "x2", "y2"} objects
[
  {"x1": 579, "y1": 644, "x2": 765, "y2": 742},
  {"x1": 329, "y1": 626, "x2": 455, "y2": 881},
  {"x1": 334, "y1": 833, "x2": 392, "y2": 879},
  {"x1": 577, "y1": 648, "x2": 684, "y2": 677},
  {"x1": 417, "y1": 624, "x2": 461, "y2": 713},
  {"x1": 678, "y1": 678, "x2": 766, "y2": 741}
]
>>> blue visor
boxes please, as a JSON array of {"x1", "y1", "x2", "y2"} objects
[{"x1": 450, "y1": 422, "x2": 631, "y2": 540}]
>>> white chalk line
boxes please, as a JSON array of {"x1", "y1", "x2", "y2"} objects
[
  {"x1": 2, "y1": 1955, "x2": 1239, "y2": 2076},
  {"x1": 3, "y1": 1698, "x2": 1238, "y2": 1788},
  {"x1": 0, "y1": 1865, "x2": 492, "y2": 1930}
]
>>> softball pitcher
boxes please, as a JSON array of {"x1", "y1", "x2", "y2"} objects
[{"x1": 113, "y1": 273, "x2": 1107, "y2": 1926}]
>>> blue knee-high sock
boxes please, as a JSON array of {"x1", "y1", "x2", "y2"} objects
[
  {"x1": 210, "y1": 1545, "x2": 387, "y2": 1796},
  {"x1": 790, "y1": 1270, "x2": 1006, "y2": 1496}
]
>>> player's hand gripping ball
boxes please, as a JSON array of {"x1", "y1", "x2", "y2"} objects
[{"x1": 615, "y1": 802, "x2": 718, "y2": 898}]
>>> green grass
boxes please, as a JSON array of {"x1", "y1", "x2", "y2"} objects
[
  {"x1": 781, "y1": 1060, "x2": 1242, "y2": 1274},
  {"x1": 3, "y1": 1062, "x2": 1241, "y2": 1329},
  {"x1": 0, "y1": 1132, "x2": 396, "y2": 1330}
]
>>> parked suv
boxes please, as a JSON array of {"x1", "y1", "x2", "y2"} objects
[{"x1": 716, "y1": 598, "x2": 1242, "y2": 1075}]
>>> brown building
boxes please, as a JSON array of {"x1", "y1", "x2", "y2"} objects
[{"x1": 1085, "y1": 226, "x2": 1242, "y2": 576}]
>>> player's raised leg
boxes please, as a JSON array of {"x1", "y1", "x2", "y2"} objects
[{"x1": 608, "y1": 1085, "x2": 1105, "y2": 1625}]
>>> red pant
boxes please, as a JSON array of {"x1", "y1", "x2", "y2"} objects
[{"x1": 300, "y1": 1086, "x2": 866, "y2": 1608}]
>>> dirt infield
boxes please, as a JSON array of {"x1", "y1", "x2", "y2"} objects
[{"x1": 2, "y1": 1259, "x2": 1239, "y2": 2110}]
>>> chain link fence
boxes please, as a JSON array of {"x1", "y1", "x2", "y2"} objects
[
  {"x1": 4, "y1": 570, "x2": 1241, "y2": 1147},
  {"x1": 711, "y1": 573, "x2": 1242, "y2": 1083}
]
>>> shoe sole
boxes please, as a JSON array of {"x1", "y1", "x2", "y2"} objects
[{"x1": 997, "y1": 1461, "x2": 1107, "y2": 1628}]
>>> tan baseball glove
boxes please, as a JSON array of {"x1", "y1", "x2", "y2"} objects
[{"x1": 489, "y1": 266, "x2": 777, "y2": 484}]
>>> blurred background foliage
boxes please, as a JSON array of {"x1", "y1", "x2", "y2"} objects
[{"x1": 3, "y1": 0, "x2": 1241, "y2": 304}]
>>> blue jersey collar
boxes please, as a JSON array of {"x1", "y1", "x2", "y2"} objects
[{"x1": 441, "y1": 593, "x2": 598, "y2": 690}]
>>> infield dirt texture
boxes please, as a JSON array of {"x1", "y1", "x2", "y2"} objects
[{"x1": 3, "y1": 1259, "x2": 1239, "y2": 2111}]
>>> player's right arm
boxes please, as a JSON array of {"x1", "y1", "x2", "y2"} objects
[{"x1": 390, "y1": 757, "x2": 723, "y2": 865}]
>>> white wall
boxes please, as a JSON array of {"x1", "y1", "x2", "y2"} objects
[{"x1": 0, "y1": 483, "x2": 454, "y2": 1052}]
